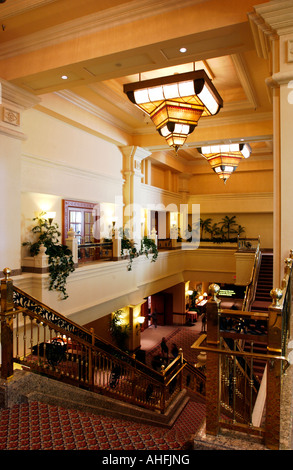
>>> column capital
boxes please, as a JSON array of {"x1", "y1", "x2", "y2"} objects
[
  {"x1": 0, "y1": 78, "x2": 40, "y2": 140},
  {"x1": 0, "y1": 79, "x2": 41, "y2": 109},
  {"x1": 248, "y1": 0, "x2": 293, "y2": 59},
  {"x1": 121, "y1": 145, "x2": 151, "y2": 176}
]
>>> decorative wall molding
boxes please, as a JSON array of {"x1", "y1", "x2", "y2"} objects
[
  {"x1": 21, "y1": 153, "x2": 123, "y2": 186},
  {"x1": 3, "y1": 107, "x2": 20, "y2": 127},
  {"x1": 266, "y1": 70, "x2": 293, "y2": 87},
  {"x1": 139, "y1": 182, "x2": 183, "y2": 207},
  {"x1": 55, "y1": 90, "x2": 134, "y2": 135},
  {"x1": 188, "y1": 192, "x2": 274, "y2": 214},
  {"x1": 0, "y1": 79, "x2": 40, "y2": 110},
  {"x1": 21, "y1": 153, "x2": 123, "y2": 203},
  {"x1": 230, "y1": 53, "x2": 258, "y2": 110},
  {"x1": 0, "y1": 125, "x2": 27, "y2": 141}
]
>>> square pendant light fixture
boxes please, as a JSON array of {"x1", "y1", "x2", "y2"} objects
[
  {"x1": 124, "y1": 70, "x2": 223, "y2": 152},
  {"x1": 198, "y1": 143, "x2": 251, "y2": 183}
]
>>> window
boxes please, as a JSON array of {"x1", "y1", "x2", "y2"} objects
[{"x1": 62, "y1": 199, "x2": 101, "y2": 262}]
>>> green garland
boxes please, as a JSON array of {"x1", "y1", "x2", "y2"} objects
[
  {"x1": 119, "y1": 228, "x2": 159, "y2": 271},
  {"x1": 140, "y1": 236, "x2": 158, "y2": 263},
  {"x1": 23, "y1": 212, "x2": 75, "y2": 300}
]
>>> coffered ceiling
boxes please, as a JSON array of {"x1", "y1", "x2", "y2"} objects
[{"x1": 0, "y1": 0, "x2": 273, "y2": 170}]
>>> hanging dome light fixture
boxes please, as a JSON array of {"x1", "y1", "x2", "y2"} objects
[
  {"x1": 198, "y1": 143, "x2": 251, "y2": 183},
  {"x1": 124, "y1": 70, "x2": 223, "y2": 153}
]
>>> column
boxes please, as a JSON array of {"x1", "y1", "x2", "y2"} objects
[
  {"x1": 0, "y1": 79, "x2": 40, "y2": 275},
  {"x1": 121, "y1": 146, "x2": 151, "y2": 240},
  {"x1": 1, "y1": 268, "x2": 14, "y2": 379},
  {"x1": 248, "y1": 1, "x2": 293, "y2": 285}
]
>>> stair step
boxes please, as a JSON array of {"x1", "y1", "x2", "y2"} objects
[{"x1": 9, "y1": 369, "x2": 190, "y2": 429}]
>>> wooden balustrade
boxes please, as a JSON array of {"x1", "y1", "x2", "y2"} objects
[{"x1": 78, "y1": 241, "x2": 113, "y2": 262}]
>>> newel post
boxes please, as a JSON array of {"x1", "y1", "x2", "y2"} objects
[
  {"x1": 1, "y1": 268, "x2": 15, "y2": 379},
  {"x1": 265, "y1": 287, "x2": 283, "y2": 450},
  {"x1": 205, "y1": 283, "x2": 221, "y2": 436}
]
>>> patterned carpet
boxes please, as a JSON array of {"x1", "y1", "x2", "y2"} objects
[
  {"x1": 0, "y1": 325, "x2": 206, "y2": 451},
  {"x1": 145, "y1": 325, "x2": 202, "y2": 364},
  {"x1": 0, "y1": 400, "x2": 205, "y2": 451}
]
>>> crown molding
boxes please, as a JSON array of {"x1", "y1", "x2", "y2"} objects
[
  {"x1": 89, "y1": 82, "x2": 144, "y2": 122},
  {"x1": 55, "y1": 90, "x2": 134, "y2": 134},
  {"x1": 21, "y1": 153, "x2": 123, "y2": 185},
  {"x1": 231, "y1": 53, "x2": 258, "y2": 110},
  {"x1": 0, "y1": 0, "x2": 58, "y2": 19},
  {"x1": 0, "y1": 78, "x2": 40, "y2": 109},
  {"x1": 248, "y1": 0, "x2": 293, "y2": 59},
  {"x1": 253, "y1": 0, "x2": 293, "y2": 36},
  {"x1": 0, "y1": 0, "x2": 204, "y2": 60}
]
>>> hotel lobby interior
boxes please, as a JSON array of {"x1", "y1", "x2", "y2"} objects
[{"x1": 0, "y1": 0, "x2": 293, "y2": 452}]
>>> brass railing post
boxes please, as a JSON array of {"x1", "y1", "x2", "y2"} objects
[
  {"x1": 179, "y1": 348, "x2": 183, "y2": 390},
  {"x1": 205, "y1": 283, "x2": 221, "y2": 436},
  {"x1": 160, "y1": 364, "x2": 166, "y2": 413},
  {"x1": 88, "y1": 327, "x2": 95, "y2": 386},
  {"x1": 265, "y1": 287, "x2": 283, "y2": 450},
  {"x1": 1, "y1": 268, "x2": 15, "y2": 379}
]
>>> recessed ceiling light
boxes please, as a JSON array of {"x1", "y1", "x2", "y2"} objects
[
  {"x1": 61, "y1": 75, "x2": 68, "y2": 80},
  {"x1": 180, "y1": 47, "x2": 187, "y2": 53}
]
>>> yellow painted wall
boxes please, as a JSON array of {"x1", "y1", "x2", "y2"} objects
[
  {"x1": 151, "y1": 166, "x2": 167, "y2": 190},
  {"x1": 196, "y1": 212, "x2": 273, "y2": 248},
  {"x1": 188, "y1": 167, "x2": 273, "y2": 195}
]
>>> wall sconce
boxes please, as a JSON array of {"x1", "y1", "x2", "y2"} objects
[
  {"x1": 44, "y1": 212, "x2": 56, "y2": 225},
  {"x1": 136, "y1": 316, "x2": 145, "y2": 335}
]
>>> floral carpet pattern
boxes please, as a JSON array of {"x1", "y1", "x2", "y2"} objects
[
  {"x1": 0, "y1": 326, "x2": 206, "y2": 451},
  {"x1": 145, "y1": 324, "x2": 203, "y2": 367},
  {"x1": 0, "y1": 400, "x2": 205, "y2": 451}
]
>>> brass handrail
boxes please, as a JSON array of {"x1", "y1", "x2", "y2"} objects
[
  {"x1": 242, "y1": 236, "x2": 261, "y2": 311},
  {"x1": 191, "y1": 328, "x2": 288, "y2": 365},
  {"x1": 1, "y1": 277, "x2": 197, "y2": 414}
]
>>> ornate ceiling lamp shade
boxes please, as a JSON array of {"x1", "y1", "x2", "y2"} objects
[
  {"x1": 199, "y1": 143, "x2": 251, "y2": 183},
  {"x1": 124, "y1": 70, "x2": 223, "y2": 152}
]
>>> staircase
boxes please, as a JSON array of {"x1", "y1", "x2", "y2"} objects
[
  {"x1": 245, "y1": 252, "x2": 273, "y2": 382},
  {"x1": 250, "y1": 252, "x2": 273, "y2": 312},
  {"x1": 0, "y1": 281, "x2": 206, "y2": 429}
]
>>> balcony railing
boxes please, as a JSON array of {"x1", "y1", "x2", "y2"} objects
[
  {"x1": 192, "y1": 251, "x2": 293, "y2": 450},
  {"x1": 78, "y1": 241, "x2": 113, "y2": 263}
]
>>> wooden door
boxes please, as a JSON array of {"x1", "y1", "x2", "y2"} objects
[{"x1": 151, "y1": 293, "x2": 173, "y2": 325}]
